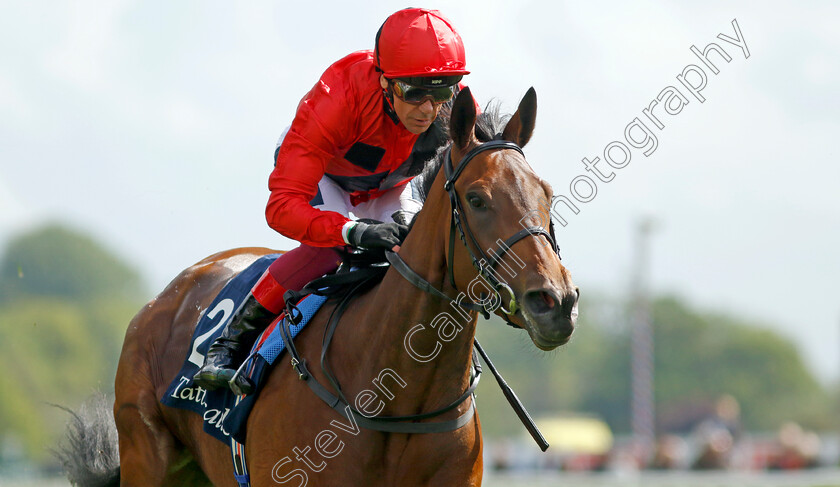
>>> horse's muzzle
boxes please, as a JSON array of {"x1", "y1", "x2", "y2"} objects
[{"x1": 522, "y1": 287, "x2": 579, "y2": 349}]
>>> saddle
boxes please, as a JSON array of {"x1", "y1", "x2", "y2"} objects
[{"x1": 160, "y1": 250, "x2": 390, "y2": 444}]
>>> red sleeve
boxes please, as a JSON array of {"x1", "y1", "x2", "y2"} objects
[{"x1": 265, "y1": 71, "x2": 356, "y2": 248}]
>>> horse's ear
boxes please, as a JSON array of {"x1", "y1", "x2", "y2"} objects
[
  {"x1": 450, "y1": 86, "x2": 477, "y2": 150},
  {"x1": 501, "y1": 87, "x2": 537, "y2": 147}
]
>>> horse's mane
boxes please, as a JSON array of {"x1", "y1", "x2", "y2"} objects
[{"x1": 412, "y1": 101, "x2": 510, "y2": 203}]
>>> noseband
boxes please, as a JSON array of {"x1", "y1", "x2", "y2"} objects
[{"x1": 388, "y1": 137, "x2": 562, "y2": 324}]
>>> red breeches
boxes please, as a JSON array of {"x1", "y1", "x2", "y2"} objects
[{"x1": 251, "y1": 245, "x2": 342, "y2": 313}]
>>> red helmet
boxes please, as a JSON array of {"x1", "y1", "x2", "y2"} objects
[{"x1": 374, "y1": 8, "x2": 469, "y2": 80}]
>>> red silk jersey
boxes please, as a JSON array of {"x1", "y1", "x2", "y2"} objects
[{"x1": 266, "y1": 50, "x2": 452, "y2": 247}]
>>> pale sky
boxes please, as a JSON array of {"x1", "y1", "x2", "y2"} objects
[{"x1": 1, "y1": 1, "x2": 838, "y2": 382}]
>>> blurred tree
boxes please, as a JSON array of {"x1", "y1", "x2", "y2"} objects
[
  {"x1": 0, "y1": 223, "x2": 144, "y2": 303},
  {"x1": 652, "y1": 296, "x2": 832, "y2": 432},
  {"x1": 0, "y1": 299, "x2": 107, "y2": 459},
  {"x1": 474, "y1": 294, "x2": 833, "y2": 439},
  {"x1": 0, "y1": 223, "x2": 147, "y2": 460}
]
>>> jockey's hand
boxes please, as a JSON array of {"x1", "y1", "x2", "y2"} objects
[{"x1": 348, "y1": 221, "x2": 409, "y2": 251}]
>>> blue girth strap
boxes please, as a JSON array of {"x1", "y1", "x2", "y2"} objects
[
  {"x1": 231, "y1": 436, "x2": 249, "y2": 487},
  {"x1": 230, "y1": 384, "x2": 251, "y2": 486}
]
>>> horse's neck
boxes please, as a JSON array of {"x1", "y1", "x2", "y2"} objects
[{"x1": 346, "y1": 201, "x2": 477, "y2": 415}]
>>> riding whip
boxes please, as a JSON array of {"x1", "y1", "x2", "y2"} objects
[{"x1": 474, "y1": 338, "x2": 549, "y2": 451}]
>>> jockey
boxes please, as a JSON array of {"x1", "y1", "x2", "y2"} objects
[{"x1": 194, "y1": 8, "x2": 471, "y2": 394}]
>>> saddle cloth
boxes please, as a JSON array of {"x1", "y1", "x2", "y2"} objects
[{"x1": 160, "y1": 253, "x2": 327, "y2": 444}]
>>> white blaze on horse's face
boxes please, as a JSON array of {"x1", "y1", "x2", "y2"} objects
[{"x1": 448, "y1": 86, "x2": 579, "y2": 350}]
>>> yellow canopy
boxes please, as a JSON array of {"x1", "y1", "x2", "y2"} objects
[{"x1": 533, "y1": 415, "x2": 614, "y2": 454}]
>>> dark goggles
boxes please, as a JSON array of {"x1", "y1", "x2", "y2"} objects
[{"x1": 390, "y1": 78, "x2": 458, "y2": 105}]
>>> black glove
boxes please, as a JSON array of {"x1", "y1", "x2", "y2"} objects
[{"x1": 347, "y1": 221, "x2": 409, "y2": 250}]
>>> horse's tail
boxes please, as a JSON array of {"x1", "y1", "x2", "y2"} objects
[{"x1": 53, "y1": 393, "x2": 121, "y2": 487}]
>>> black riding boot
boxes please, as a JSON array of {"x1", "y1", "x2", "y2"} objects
[{"x1": 192, "y1": 293, "x2": 276, "y2": 394}]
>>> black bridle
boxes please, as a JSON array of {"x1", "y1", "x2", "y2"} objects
[
  {"x1": 388, "y1": 137, "x2": 562, "y2": 325},
  {"x1": 382, "y1": 137, "x2": 561, "y2": 450},
  {"x1": 255, "y1": 138, "x2": 557, "y2": 449}
]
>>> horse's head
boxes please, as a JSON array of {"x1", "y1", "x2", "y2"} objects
[{"x1": 444, "y1": 86, "x2": 579, "y2": 349}]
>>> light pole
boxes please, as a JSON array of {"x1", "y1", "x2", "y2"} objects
[{"x1": 631, "y1": 217, "x2": 656, "y2": 464}]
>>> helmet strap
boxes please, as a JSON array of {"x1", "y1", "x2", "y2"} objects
[{"x1": 382, "y1": 88, "x2": 400, "y2": 125}]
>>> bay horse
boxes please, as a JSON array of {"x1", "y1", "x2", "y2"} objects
[{"x1": 64, "y1": 86, "x2": 578, "y2": 486}]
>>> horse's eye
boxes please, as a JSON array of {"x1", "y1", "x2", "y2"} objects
[{"x1": 467, "y1": 195, "x2": 485, "y2": 209}]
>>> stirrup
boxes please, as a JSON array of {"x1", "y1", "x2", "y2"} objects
[{"x1": 229, "y1": 354, "x2": 257, "y2": 396}]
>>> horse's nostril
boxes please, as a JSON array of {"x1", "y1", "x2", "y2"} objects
[
  {"x1": 524, "y1": 289, "x2": 559, "y2": 316},
  {"x1": 539, "y1": 291, "x2": 556, "y2": 309}
]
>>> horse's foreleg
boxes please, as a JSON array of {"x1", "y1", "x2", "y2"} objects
[{"x1": 114, "y1": 392, "x2": 178, "y2": 487}]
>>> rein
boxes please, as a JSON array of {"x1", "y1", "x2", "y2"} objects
[
  {"x1": 385, "y1": 137, "x2": 557, "y2": 450},
  {"x1": 272, "y1": 267, "x2": 482, "y2": 435},
  {"x1": 267, "y1": 138, "x2": 556, "y2": 449}
]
